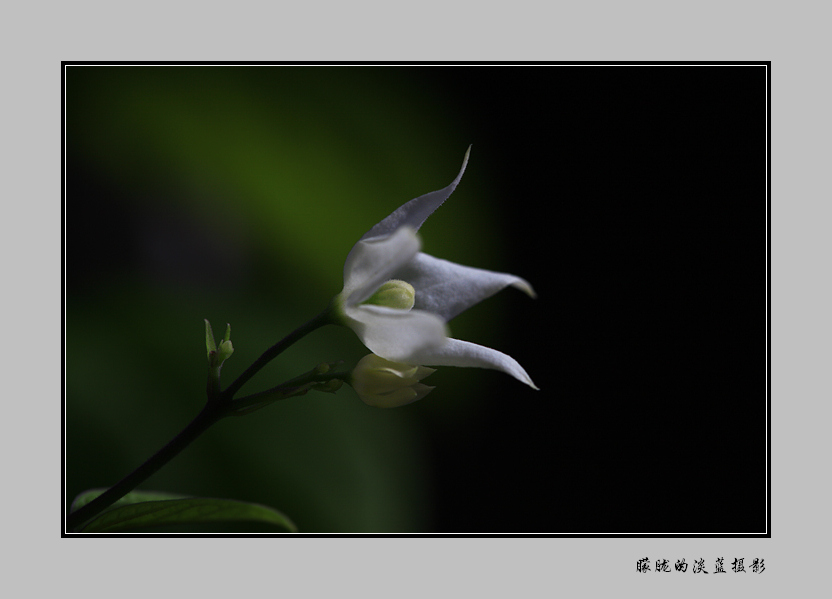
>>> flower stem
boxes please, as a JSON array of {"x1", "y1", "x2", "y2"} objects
[
  {"x1": 67, "y1": 308, "x2": 335, "y2": 532},
  {"x1": 67, "y1": 402, "x2": 227, "y2": 532},
  {"x1": 231, "y1": 370, "x2": 347, "y2": 414},
  {"x1": 221, "y1": 307, "x2": 333, "y2": 401}
]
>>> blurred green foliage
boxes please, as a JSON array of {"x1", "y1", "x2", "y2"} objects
[{"x1": 66, "y1": 66, "x2": 515, "y2": 532}]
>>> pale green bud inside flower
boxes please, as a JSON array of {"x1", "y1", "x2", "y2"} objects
[
  {"x1": 361, "y1": 279, "x2": 416, "y2": 310},
  {"x1": 351, "y1": 353, "x2": 435, "y2": 408}
]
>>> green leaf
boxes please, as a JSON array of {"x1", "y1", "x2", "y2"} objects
[
  {"x1": 70, "y1": 488, "x2": 188, "y2": 512},
  {"x1": 72, "y1": 489, "x2": 296, "y2": 533}
]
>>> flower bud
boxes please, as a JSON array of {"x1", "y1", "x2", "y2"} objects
[
  {"x1": 217, "y1": 339, "x2": 234, "y2": 362},
  {"x1": 361, "y1": 279, "x2": 416, "y2": 311},
  {"x1": 314, "y1": 362, "x2": 331, "y2": 375},
  {"x1": 205, "y1": 320, "x2": 234, "y2": 367},
  {"x1": 350, "y1": 353, "x2": 435, "y2": 408},
  {"x1": 317, "y1": 379, "x2": 343, "y2": 393}
]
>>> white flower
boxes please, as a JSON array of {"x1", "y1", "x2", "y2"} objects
[
  {"x1": 332, "y1": 147, "x2": 538, "y2": 390},
  {"x1": 351, "y1": 353, "x2": 436, "y2": 408}
]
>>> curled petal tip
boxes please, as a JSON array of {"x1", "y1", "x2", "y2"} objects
[
  {"x1": 515, "y1": 367, "x2": 539, "y2": 390},
  {"x1": 514, "y1": 278, "x2": 537, "y2": 299}
]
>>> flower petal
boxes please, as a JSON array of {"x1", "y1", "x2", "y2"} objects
[
  {"x1": 408, "y1": 337, "x2": 538, "y2": 389},
  {"x1": 395, "y1": 252, "x2": 536, "y2": 321},
  {"x1": 359, "y1": 146, "x2": 471, "y2": 242},
  {"x1": 342, "y1": 226, "x2": 421, "y2": 306},
  {"x1": 345, "y1": 304, "x2": 449, "y2": 363}
]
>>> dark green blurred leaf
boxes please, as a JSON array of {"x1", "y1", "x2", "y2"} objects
[{"x1": 73, "y1": 489, "x2": 296, "y2": 533}]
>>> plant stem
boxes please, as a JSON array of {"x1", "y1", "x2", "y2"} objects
[
  {"x1": 221, "y1": 307, "x2": 333, "y2": 400},
  {"x1": 231, "y1": 370, "x2": 348, "y2": 414},
  {"x1": 67, "y1": 308, "x2": 335, "y2": 532},
  {"x1": 67, "y1": 402, "x2": 226, "y2": 532}
]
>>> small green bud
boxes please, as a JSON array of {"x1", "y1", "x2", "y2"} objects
[
  {"x1": 314, "y1": 362, "x2": 331, "y2": 375},
  {"x1": 205, "y1": 319, "x2": 233, "y2": 367},
  {"x1": 217, "y1": 339, "x2": 234, "y2": 362},
  {"x1": 362, "y1": 279, "x2": 416, "y2": 310},
  {"x1": 317, "y1": 379, "x2": 343, "y2": 393}
]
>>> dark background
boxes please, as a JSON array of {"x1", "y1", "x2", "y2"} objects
[
  {"x1": 426, "y1": 66, "x2": 766, "y2": 532},
  {"x1": 66, "y1": 64, "x2": 767, "y2": 533}
]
